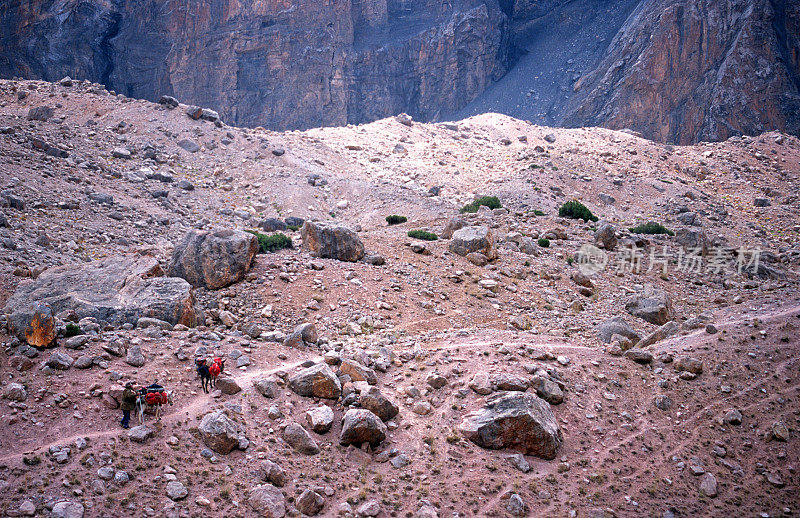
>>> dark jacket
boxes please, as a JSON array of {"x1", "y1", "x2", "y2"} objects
[{"x1": 121, "y1": 388, "x2": 138, "y2": 411}]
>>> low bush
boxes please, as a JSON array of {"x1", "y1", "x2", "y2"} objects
[
  {"x1": 65, "y1": 323, "x2": 81, "y2": 337},
  {"x1": 246, "y1": 230, "x2": 293, "y2": 253},
  {"x1": 630, "y1": 222, "x2": 674, "y2": 236},
  {"x1": 559, "y1": 200, "x2": 598, "y2": 222},
  {"x1": 460, "y1": 196, "x2": 502, "y2": 214},
  {"x1": 408, "y1": 230, "x2": 438, "y2": 241},
  {"x1": 533, "y1": 209, "x2": 546, "y2": 216},
  {"x1": 386, "y1": 215, "x2": 408, "y2": 225},
  {"x1": 538, "y1": 238, "x2": 550, "y2": 248}
]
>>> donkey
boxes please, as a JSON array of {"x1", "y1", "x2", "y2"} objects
[
  {"x1": 136, "y1": 389, "x2": 173, "y2": 424},
  {"x1": 196, "y1": 358, "x2": 212, "y2": 393}
]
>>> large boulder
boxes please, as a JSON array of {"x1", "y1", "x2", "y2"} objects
[
  {"x1": 359, "y1": 387, "x2": 399, "y2": 422},
  {"x1": 597, "y1": 316, "x2": 641, "y2": 344},
  {"x1": 300, "y1": 221, "x2": 364, "y2": 262},
  {"x1": 338, "y1": 359, "x2": 377, "y2": 384},
  {"x1": 50, "y1": 501, "x2": 84, "y2": 518},
  {"x1": 625, "y1": 287, "x2": 674, "y2": 325},
  {"x1": 449, "y1": 226, "x2": 497, "y2": 260},
  {"x1": 594, "y1": 222, "x2": 618, "y2": 251},
  {"x1": 282, "y1": 423, "x2": 320, "y2": 454},
  {"x1": 7, "y1": 302, "x2": 56, "y2": 347},
  {"x1": 305, "y1": 406, "x2": 335, "y2": 433},
  {"x1": 288, "y1": 364, "x2": 342, "y2": 399},
  {"x1": 674, "y1": 228, "x2": 710, "y2": 256},
  {"x1": 340, "y1": 409, "x2": 387, "y2": 447},
  {"x1": 198, "y1": 411, "x2": 241, "y2": 454},
  {"x1": 458, "y1": 392, "x2": 562, "y2": 460},
  {"x1": 249, "y1": 485, "x2": 286, "y2": 518},
  {"x1": 168, "y1": 229, "x2": 259, "y2": 289},
  {"x1": 2, "y1": 255, "x2": 201, "y2": 327}
]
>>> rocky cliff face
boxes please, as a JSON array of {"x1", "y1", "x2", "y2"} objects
[
  {"x1": 1, "y1": 0, "x2": 798, "y2": 142},
  {"x1": 562, "y1": 0, "x2": 800, "y2": 144},
  {"x1": 0, "y1": 0, "x2": 509, "y2": 131}
]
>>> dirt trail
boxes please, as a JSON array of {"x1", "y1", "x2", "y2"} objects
[{"x1": 0, "y1": 357, "x2": 319, "y2": 463}]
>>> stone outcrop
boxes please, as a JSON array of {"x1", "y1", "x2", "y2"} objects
[
  {"x1": 168, "y1": 229, "x2": 258, "y2": 289},
  {"x1": 3, "y1": 255, "x2": 201, "y2": 328},
  {"x1": 300, "y1": 221, "x2": 365, "y2": 262},
  {"x1": 449, "y1": 226, "x2": 497, "y2": 260},
  {"x1": 458, "y1": 392, "x2": 562, "y2": 459}
]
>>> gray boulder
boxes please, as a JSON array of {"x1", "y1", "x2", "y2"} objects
[
  {"x1": 305, "y1": 406, "x2": 335, "y2": 433},
  {"x1": 358, "y1": 387, "x2": 399, "y2": 421},
  {"x1": 257, "y1": 460, "x2": 287, "y2": 487},
  {"x1": 215, "y1": 376, "x2": 242, "y2": 395},
  {"x1": 168, "y1": 229, "x2": 259, "y2": 290},
  {"x1": 340, "y1": 408, "x2": 387, "y2": 447},
  {"x1": 198, "y1": 411, "x2": 241, "y2": 454},
  {"x1": 288, "y1": 364, "x2": 342, "y2": 399},
  {"x1": 449, "y1": 226, "x2": 497, "y2": 260},
  {"x1": 50, "y1": 501, "x2": 84, "y2": 518},
  {"x1": 166, "y1": 480, "x2": 188, "y2": 500},
  {"x1": 46, "y1": 351, "x2": 74, "y2": 370},
  {"x1": 2, "y1": 255, "x2": 201, "y2": 327},
  {"x1": 253, "y1": 376, "x2": 280, "y2": 398},
  {"x1": 597, "y1": 316, "x2": 641, "y2": 344},
  {"x1": 27, "y1": 106, "x2": 54, "y2": 121},
  {"x1": 675, "y1": 228, "x2": 710, "y2": 256},
  {"x1": 249, "y1": 484, "x2": 286, "y2": 518},
  {"x1": 125, "y1": 345, "x2": 145, "y2": 367},
  {"x1": 300, "y1": 221, "x2": 364, "y2": 262},
  {"x1": 594, "y1": 222, "x2": 617, "y2": 250},
  {"x1": 458, "y1": 392, "x2": 562, "y2": 459},
  {"x1": 282, "y1": 423, "x2": 320, "y2": 454},
  {"x1": 625, "y1": 287, "x2": 674, "y2": 325},
  {"x1": 530, "y1": 376, "x2": 563, "y2": 404},
  {"x1": 297, "y1": 489, "x2": 325, "y2": 516},
  {"x1": 3, "y1": 382, "x2": 27, "y2": 401},
  {"x1": 128, "y1": 425, "x2": 154, "y2": 443}
]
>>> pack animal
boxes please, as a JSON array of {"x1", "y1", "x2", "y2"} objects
[
  {"x1": 196, "y1": 358, "x2": 212, "y2": 393},
  {"x1": 135, "y1": 384, "x2": 173, "y2": 424}
]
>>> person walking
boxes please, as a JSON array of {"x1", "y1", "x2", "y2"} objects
[{"x1": 120, "y1": 381, "x2": 137, "y2": 429}]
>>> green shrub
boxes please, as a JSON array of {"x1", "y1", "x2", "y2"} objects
[
  {"x1": 538, "y1": 238, "x2": 550, "y2": 248},
  {"x1": 460, "y1": 196, "x2": 502, "y2": 214},
  {"x1": 23, "y1": 456, "x2": 41, "y2": 466},
  {"x1": 630, "y1": 222, "x2": 674, "y2": 236},
  {"x1": 386, "y1": 215, "x2": 408, "y2": 225},
  {"x1": 246, "y1": 230, "x2": 293, "y2": 253},
  {"x1": 65, "y1": 323, "x2": 81, "y2": 337},
  {"x1": 533, "y1": 209, "x2": 545, "y2": 216},
  {"x1": 287, "y1": 225, "x2": 301, "y2": 232},
  {"x1": 558, "y1": 200, "x2": 598, "y2": 222},
  {"x1": 408, "y1": 230, "x2": 438, "y2": 241}
]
